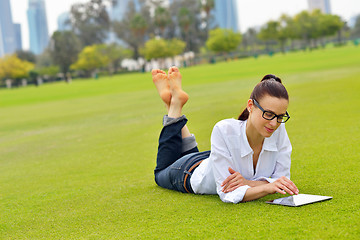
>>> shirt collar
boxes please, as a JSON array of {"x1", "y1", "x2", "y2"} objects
[
  {"x1": 240, "y1": 120, "x2": 278, "y2": 157},
  {"x1": 240, "y1": 120, "x2": 253, "y2": 157}
]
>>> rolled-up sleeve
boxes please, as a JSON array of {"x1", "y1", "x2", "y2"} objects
[{"x1": 210, "y1": 123, "x2": 250, "y2": 203}]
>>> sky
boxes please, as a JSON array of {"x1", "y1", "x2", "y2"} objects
[{"x1": 9, "y1": 0, "x2": 360, "y2": 50}]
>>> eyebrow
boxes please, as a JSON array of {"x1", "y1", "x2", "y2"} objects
[{"x1": 264, "y1": 109, "x2": 287, "y2": 116}]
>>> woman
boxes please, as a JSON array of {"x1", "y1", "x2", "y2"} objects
[{"x1": 152, "y1": 66, "x2": 299, "y2": 203}]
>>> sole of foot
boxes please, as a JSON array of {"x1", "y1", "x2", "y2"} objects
[
  {"x1": 168, "y1": 67, "x2": 188, "y2": 106},
  {"x1": 152, "y1": 69, "x2": 171, "y2": 106}
]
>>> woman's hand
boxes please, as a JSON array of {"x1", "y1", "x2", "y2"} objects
[
  {"x1": 266, "y1": 176, "x2": 299, "y2": 195},
  {"x1": 221, "y1": 167, "x2": 249, "y2": 193}
]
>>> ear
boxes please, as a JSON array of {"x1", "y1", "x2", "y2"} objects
[{"x1": 247, "y1": 99, "x2": 254, "y2": 113}]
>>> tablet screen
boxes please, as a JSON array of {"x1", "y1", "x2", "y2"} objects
[{"x1": 266, "y1": 194, "x2": 332, "y2": 207}]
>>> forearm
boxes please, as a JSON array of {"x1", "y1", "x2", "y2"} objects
[
  {"x1": 242, "y1": 184, "x2": 270, "y2": 202},
  {"x1": 245, "y1": 180, "x2": 268, "y2": 187}
]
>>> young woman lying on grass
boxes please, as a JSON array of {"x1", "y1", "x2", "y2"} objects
[{"x1": 152, "y1": 66, "x2": 299, "y2": 203}]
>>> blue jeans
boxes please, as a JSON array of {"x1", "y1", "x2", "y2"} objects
[{"x1": 154, "y1": 118, "x2": 210, "y2": 193}]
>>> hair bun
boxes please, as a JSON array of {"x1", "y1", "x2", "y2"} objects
[{"x1": 261, "y1": 74, "x2": 282, "y2": 83}]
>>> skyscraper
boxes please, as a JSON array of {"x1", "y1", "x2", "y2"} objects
[
  {"x1": 57, "y1": 12, "x2": 71, "y2": 32},
  {"x1": 14, "y1": 24, "x2": 23, "y2": 51},
  {"x1": 213, "y1": 0, "x2": 239, "y2": 32},
  {"x1": 0, "y1": 0, "x2": 17, "y2": 57},
  {"x1": 27, "y1": 0, "x2": 49, "y2": 55},
  {"x1": 308, "y1": 0, "x2": 331, "y2": 14}
]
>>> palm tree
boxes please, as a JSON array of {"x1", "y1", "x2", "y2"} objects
[{"x1": 154, "y1": 7, "x2": 171, "y2": 37}]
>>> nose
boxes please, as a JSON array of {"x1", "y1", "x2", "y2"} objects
[{"x1": 269, "y1": 118, "x2": 278, "y2": 126}]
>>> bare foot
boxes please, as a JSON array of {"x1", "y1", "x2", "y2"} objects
[
  {"x1": 168, "y1": 66, "x2": 188, "y2": 107},
  {"x1": 152, "y1": 69, "x2": 171, "y2": 108}
]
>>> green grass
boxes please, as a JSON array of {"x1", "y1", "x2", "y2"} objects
[{"x1": 1, "y1": 45, "x2": 360, "y2": 239}]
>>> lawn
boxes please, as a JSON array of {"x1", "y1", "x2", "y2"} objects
[{"x1": 1, "y1": 44, "x2": 359, "y2": 239}]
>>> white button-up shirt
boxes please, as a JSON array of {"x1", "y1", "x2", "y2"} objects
[{"x1": 190, "y1": 119, "x2": 292, "y2": 203}]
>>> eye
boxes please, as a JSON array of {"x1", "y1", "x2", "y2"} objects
[{"x1": 264, "y1": 112, "x2": 275, "y2": 118}]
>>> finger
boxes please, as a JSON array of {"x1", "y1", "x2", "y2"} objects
[
  {"x1": 285, "y1": 180, "x2": 299, "y2": 194},
  {"x1": 221, "y1": 173, "x2": 236, "y2": 186},
  {"x1": 225, "y1": 186, "x2": 238, "y2": 193},
  {"x1": 222, "y1": 179, "x2": 237, "y2": 192},
  {"x1": 228, "y1": 167, "x2": 236, "y2": 174},
  {"x1": 280, "y1": 185, "x2": 294, "y2": 195},
  {"x1": 275, "y1": 188, "x2": 287, "y2": 195},
  {"x1": 281, "y1": 179, "x2": 298, "y2": 195}
]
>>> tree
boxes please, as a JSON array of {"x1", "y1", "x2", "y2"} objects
[
  {"x1": 15, "y1": 50, "x2": 36, "y2": 63},
  {"x1": 258, "y1": 20, "x2": 280, "y2": 52},
  {"x1": 279, "y1": 14, "x2": 297, "y2": 50},
  {"x1": 35, "y1": 65, "x2": 60, "y2": 82},
  {"x1": 319, "y1": 14, "x2": 344, "y2": 43},
  {"x1": 170, "y1": 0, "x2": 205, "y2": 52},
  {"x1": 351, "y1": 15, "x2": 360, "y2": 38},
  {"x1": 242, "y1": 28, "x2": 259, "y2": 53},
  {"x1": 69, "y1": 0, "x2": 111, "y2": 46},
  {"x1": 112, "y1": 1, "x2": 150, "y2": 59},
  {"x1": 141, "y1": 38, "x2": 186, "y2": 61},
  {"x1": 0, "y1": 55, "x2": 34, "y2": 85},
  {"x1": 70, "y1": 44, "x2": 110, "y2": 76},
  {"x1": 293, "y1": 10, "x2": 315, "y2": 47},
  {"x1": 206, "y1": 28, "x2": 242, "y2": 54},
  {"x1": 49, "y1": 31, "x2": 81, "y2": 78},
  {"x1": 103, "y1": 44, "x2": 133, "y2": 74},
  {"x1": 177, "y1": 7, "x2": 193, "y2": 51},
  {"x1": 200, "y1": 0, "x2": 214, "y2": 33},
  {"x1": 154, "y1": 6, "x2": 172, "y2": 37}
]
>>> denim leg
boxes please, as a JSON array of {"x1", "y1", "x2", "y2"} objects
[
  {"x1": 154, "y1": 118, "x2": 188, "y2": 174},
  {"x1": 155, "y1": 151, "x2": 210, "y2": 193}
]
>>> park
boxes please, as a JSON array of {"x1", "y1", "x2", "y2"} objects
[{"x1": 0, "y1": 43, "x2": 359, "y2": 238}]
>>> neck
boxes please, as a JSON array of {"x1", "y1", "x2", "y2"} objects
[{"x1": 245, "y1": 120, "x2": 264, "y2": 149}]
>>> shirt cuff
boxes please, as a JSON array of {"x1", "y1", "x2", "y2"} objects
[
  {"x1": 254, "y1": 177, "x2": 277, "y2": 183},
  {"x1": 218, "y1": 185, "x2": 251, "y2": 203}
]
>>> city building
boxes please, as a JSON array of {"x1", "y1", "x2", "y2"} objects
[
  {"x1": 348, "y1": 14, "x2": 359, "y2": 28},
  {"x1": 57, "y1": 12, "x2": 71, "y2": 32},
  {"x1": 213, "y1": 0, "x2": 239, "y2": 32},
  {"x1": 27, "y1": 0, "x2": 50, "y2": 55},
  {"x1": 0, "y1": 0, "x2": 17, "y2": 56},
  {"x1": 14, "y1": 23, "x2": 23, "y2": 51},
  {"x1": 308, "y1": 0, "x2": 331, "y2": 14}
]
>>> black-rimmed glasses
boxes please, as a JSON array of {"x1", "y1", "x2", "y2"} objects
[{"x1": 252, "y1": 99, "x2": 290, "y2": 123}]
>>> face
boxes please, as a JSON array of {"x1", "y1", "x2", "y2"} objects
[{"x1": 247, "y1": 95, "x2": 289, "y2": 138}]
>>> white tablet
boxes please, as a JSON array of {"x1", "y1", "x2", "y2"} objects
[{"x1": 266, "y1": 194, "x2": 332, "y2": 207}]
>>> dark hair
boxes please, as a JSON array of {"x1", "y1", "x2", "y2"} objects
[{"x1": 238, "y1": 74, "x2": 289, "y2": 120}]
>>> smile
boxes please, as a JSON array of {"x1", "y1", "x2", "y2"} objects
[{"x1": 265, "y1": 127, "x2": 275, "y2": 133}]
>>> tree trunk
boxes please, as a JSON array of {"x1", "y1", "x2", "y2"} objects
[
  {"x1": 21, "y1": 79, "x2": 27, "y2": 87},
  {"x1": 5, "y1": 79, "x2": 12, "y2": 89}
]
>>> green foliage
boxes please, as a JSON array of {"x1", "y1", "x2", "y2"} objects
[
  {"x1": 170, "y1": 0, "x2": 206, "y2": 52},
  {"x1": 112, "y1": 1, "x2": 151, "y2": 59},
  {"x1": 178, "y1": 7, "x2": 192, "y2": 31},
  {"x1": 141, "y1": 38, "x2": 186, "y2": 60},
  {"x1": 50, "y1": 31, "x2": 81, "y2": 75},
  {"x1": 103, "y1": 43, "x2": 133, "y2": 73},
  {"x1": 206, "y1": 28, "x2": 242, "y2": 53},
  {"x1": 258, "y1": 20, "x2": 280, "y2": 42},
  {"x1": 154, "y1": 6, "x2": 172, "y2": 36},
  {"x1": 35, "y1": 65, "x2": 60, "y2": 78},
  {"x1": 70, "y1": 44, "x2": 110, "y2": 73},
  {"x1": 69, "y1": 0, "x2": 111, "y2": 46},
  {"x1": 0, "y1": 45, "x2": 359, "y2": 239},
  {"x1": 0, "y1": 55, "x2": 34, "y2": 81},
  {"x1": 351, "y1": 15, "x2": 360, "y2": 37},
  {"x1": 15, "y1": 50, "x2": 36, "y2": 63}
]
